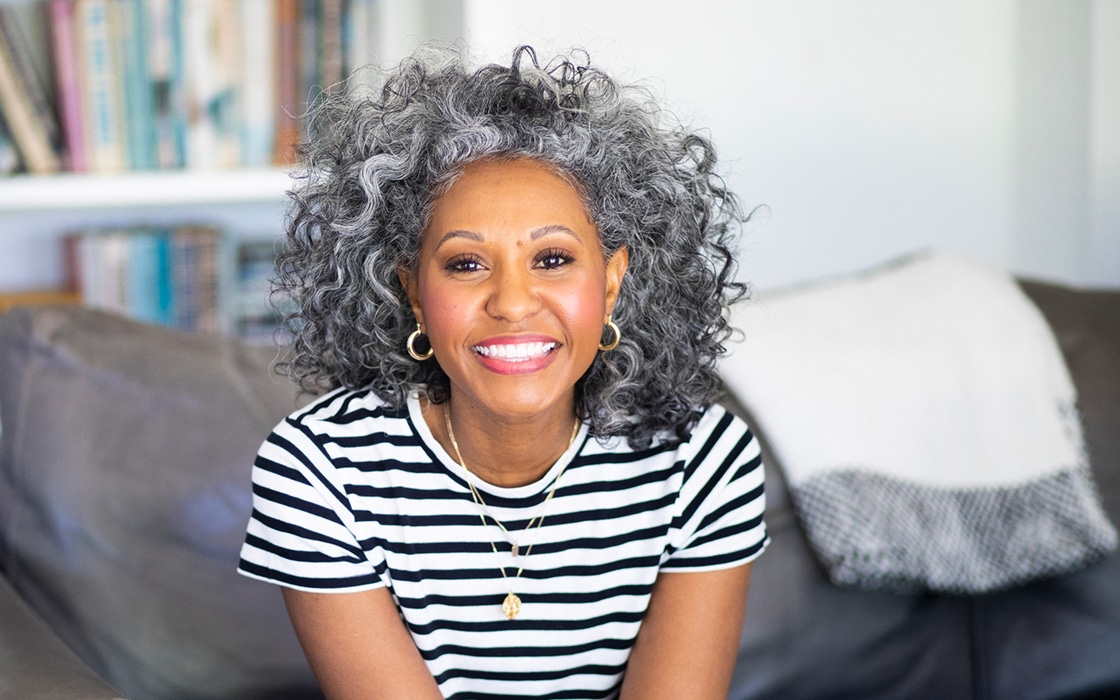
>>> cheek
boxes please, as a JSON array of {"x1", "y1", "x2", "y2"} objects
[
  {"x1": 553, "y1": 279, "x2": 607, "y2": 343},
  {"x1": 417, "y1": 277, "x2": 465, "y2": 340}
]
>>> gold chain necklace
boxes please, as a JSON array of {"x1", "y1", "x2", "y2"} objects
[{"x1": 444, "y1": 405, "x2": 580, "y2": 620}]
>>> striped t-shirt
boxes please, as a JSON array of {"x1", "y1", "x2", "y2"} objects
[{"x1": 238, "y1": 389, "x2": 768, "y2": 699}]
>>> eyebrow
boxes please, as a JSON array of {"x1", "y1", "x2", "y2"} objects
[
  {"x1": 530, "y1": 224, "x2": 581, "y2": 241},
  {"x1": 434, "y1": 229, "x2": 483, "y2": 250},
  {"x1": 433, "y1": 224, "x2": 581, "y2": 250}
]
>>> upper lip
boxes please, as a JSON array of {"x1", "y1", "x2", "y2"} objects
[{"x1": 471, "y1": 334, "x2": 560, "y2": 360}]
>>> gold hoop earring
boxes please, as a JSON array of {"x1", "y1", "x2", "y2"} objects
[
  {"x1": 599, "y1": 316, "x2": 621, "y2": 352},
  {"x1": 406, "y1": 324, "x2": 434, "y2": 361}
]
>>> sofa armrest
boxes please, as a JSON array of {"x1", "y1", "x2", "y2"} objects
[{"x1": 0, "y1": 574, "x2": 125, "y2": 699}]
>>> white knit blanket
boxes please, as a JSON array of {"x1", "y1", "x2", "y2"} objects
[{"x1": 722, "y1": 251, "x2": 1117, "y2": 593}]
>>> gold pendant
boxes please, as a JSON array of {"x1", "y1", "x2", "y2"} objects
[
  {"x1": 502, "y1": 591, "x2": 522, "y2": 620},
  {"x1": 511, "y1": 542, "x2": 519, "y2": 557}
]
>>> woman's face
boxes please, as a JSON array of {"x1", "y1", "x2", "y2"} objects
[{"x1": 400, "y1": 158, "x2": 628, "y2": 423}]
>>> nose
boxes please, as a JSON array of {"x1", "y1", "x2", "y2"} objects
[{"x1": 484, "y1": 265, "x2": 541, "y2": 322}]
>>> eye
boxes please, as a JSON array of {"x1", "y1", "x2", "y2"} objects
[
  {"x1": 445, "y1": 254, "x2": 484, "y2": 274},
  {"x1": 535, "y1": 247, "x2": 573, "y2": 270}
]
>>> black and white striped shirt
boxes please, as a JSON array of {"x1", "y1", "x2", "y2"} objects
[{"x1": 239, "y1": 389, "x2": 767, "y2": 699}]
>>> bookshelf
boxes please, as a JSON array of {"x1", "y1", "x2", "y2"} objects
[
  {"x1": 0, "y1": 176, "x2": 290, "y2": 336},
  {"x1": 0, "y1": 168, "x2": 290, "y2": 296},
  {"x1": 0, "y1": 0, "x2": 464, "y2": 335},
  {"x1": 0, "y1": 0, "x2": 314, "y2": 325}
]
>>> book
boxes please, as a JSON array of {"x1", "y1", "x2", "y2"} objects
[
  {"x1": 127, "y1": 228, "x2": 172, "y2": 325},
  {"x1": 0, "y1": 5, "x2": 64, "y2": 171},
  {"x1": 179, "y1": 0, "x2": 214, "y2": 169},
  {"x1": 146, "y1": 0, "x2": 185, "y2": 169},
  {"x1": 181, "y1": 0, "x2": 241, "y2": 169},
  {"x1": 0, "y1": 7, "x2": 62, "y2": 174},
  {"x1": 272, "y1": 0, "x2": 300, "y2": 166},
  {"x1": 239, "y1": 0, "x2": 275, "y2": 168},
  {"x1": 299, "y1": 0, "x2": 320, "y2": 109},
  {"x1": 94, "y1": 228, "x2": 132, "y2": 316},
  {"x1": 48, "y1": 0, "x2": 86, "y2": 172},
  {"x1": 170, "y1": 225, "x2": 221, "y2": 333},
  {"x1": 344, "y1": 0, "x2": 379, "y2": 91},
  {"x1": 211, "y1": 0, "x2": 243, "y2": 168},
  {"x1": 74, "y1": 228, "x2": 101, "y2": 307},
  {"x1": 75, "y1": 0, "x2": 126, "y2": 172},
  {"x1": 319, "y1": 0, "x2": 343, "y2": 93},
  {"x1": 115, "y1": 0, "x2": 156, "y2": 170},
  {"x1": 233, "y1": 239, "x2": 286, "y2": 342},
  {"x1": 61, "y1": 230, "x2": 83, "y2": 294}
]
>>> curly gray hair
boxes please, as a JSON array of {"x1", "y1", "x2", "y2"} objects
[{"x1": 276, "y1": 45, "x2": 748, "y2": 448}]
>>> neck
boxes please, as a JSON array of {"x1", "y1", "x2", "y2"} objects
[{"x1": 424, "y1": 395, "x2": 579, "y2": 488}]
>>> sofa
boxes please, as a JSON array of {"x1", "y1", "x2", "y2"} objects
[{"x1": 1, "y1": 255, "x2": 1117, "y2": 699}]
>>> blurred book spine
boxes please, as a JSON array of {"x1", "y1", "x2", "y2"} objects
[
  {"x1": 272, "y1": 0, "x2": 300, "y2": 166},
  {"x1": 0, "y1": 4, "x2": 61, "y2": 173},
  {"x1": 76, "y1": 0, "x2": 126, "y2": 172},
  {"x1": 48, "y1": 0, "x2": 84, "y2": 171},
  {"x1": 116, "y1": 0, "x2": 156, "y2": 170},
  {"x1": 234, "y1": 238, "x2": 290, "y2": 343},
  {"x1": 61, "y1": 224, "x2": 287, "y2": 341},
  {"x1": 239, "y1": 0, "x2": 275, "y2": 168}
]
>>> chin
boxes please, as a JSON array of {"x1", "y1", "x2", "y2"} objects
[{"x1": 461, "y1": 377, "x2": 575, "y2": 422}]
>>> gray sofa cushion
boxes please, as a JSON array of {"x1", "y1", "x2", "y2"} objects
[
  {"x1": 0, "y1": 574, "x2": 124, "y2": 699},
  {"x1": 0, "y1": 306, "x2": 320, "y2": 700},
  {"x1": 1019, "y1": 280, "x2": 1120, "y2": 522}
]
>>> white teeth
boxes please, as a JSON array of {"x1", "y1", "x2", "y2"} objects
[{"x1": 474, "y1": 342, "x2": 557, "y2": 360}]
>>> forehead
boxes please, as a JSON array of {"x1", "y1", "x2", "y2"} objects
[{"x1": 425, "y1": 158, "x2": 595, "y2": 234}]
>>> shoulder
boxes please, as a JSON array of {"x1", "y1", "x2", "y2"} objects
[
  {"x1": 673, "y1": 403, "x2": 762, "y2": 483},
  {"x1": 262, "y1": 388, "x2": 415, "y2": 468},
  {"x1": 689, "y1": 403, "x2": 750, "y2": 441},
  {"x1": 287, "y1": 387, "x2": 407, "y2": 426},
  {"x1": 277, "y1": 388, "x2": 411, "y2": 440},
  {"x1": 665, "y1": 403, "x2": 757, "y2": 460},
  {"x1": 660, "y1": 403, "x2": 769, "y2": 570},
  {"x1": 587, "y1": 404, "x2": 758, "y2": 476},
  {"x1": 254, "y1": 390, "x2": 428, "y2": 497}
]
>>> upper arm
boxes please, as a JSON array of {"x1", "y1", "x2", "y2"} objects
[
  {"x1": 282, "y1": 586, "x2": 442, "y2": 700},
  {"x1": 620, "y1": 563, "x2": 753, "y2": 700}
]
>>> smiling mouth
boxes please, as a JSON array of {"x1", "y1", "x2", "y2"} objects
[{"x1": 472, "y1": 341, "x2": 558, "y2": 362}]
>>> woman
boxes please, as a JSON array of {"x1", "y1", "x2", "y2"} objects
[{"x1": 239, "y1": 46, "x2": 767, "y2": 699}]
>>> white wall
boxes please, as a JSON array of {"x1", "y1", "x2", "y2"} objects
[
  {"x1": 1090, "y1": 0, "x2": 1120, "y2": 286},
  {"x1": 463, "y1": 0, "x2": 1119, "y2": 290}
]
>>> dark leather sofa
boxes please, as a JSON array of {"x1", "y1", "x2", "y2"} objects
[{"x1": 0, "y1": 274, "x2": 1117, "y2": 699}]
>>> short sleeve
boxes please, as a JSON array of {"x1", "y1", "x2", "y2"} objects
[
  {"x1": 661, "y1": 407, "x2": 769, "y2": 572},
  {"x1": 237, "y1": 413, "x2": 387, "y2": 592}
]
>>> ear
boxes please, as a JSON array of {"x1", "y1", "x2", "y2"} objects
[
  {"x1": 397, "y1": 265, "x2": 424, "y2": 327},
  {"x1": 603, "y1": 246, "x2": 629, "y2": 318}
]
